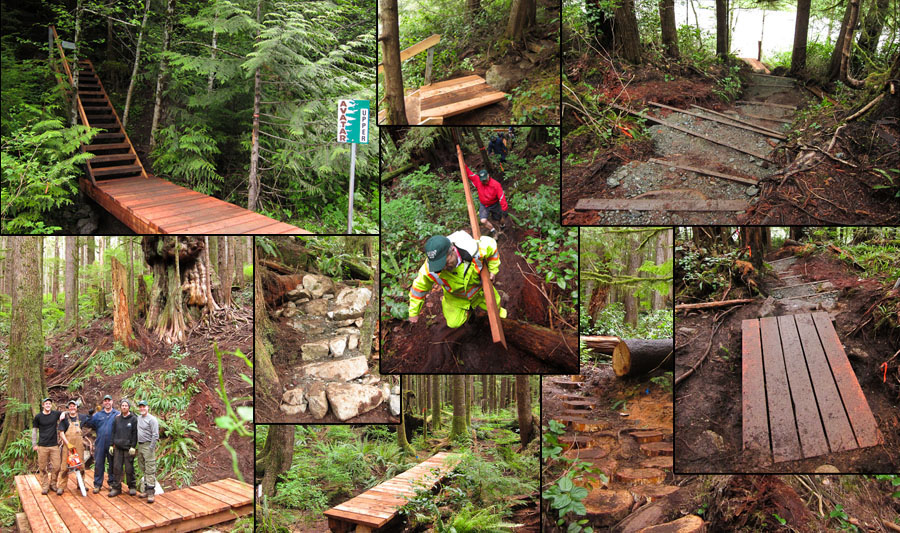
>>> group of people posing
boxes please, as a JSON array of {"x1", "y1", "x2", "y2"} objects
[{"x1": 32, "y1": 395, "x2": 160, "y2": 502}]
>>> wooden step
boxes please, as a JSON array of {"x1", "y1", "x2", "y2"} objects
[
  {"x1": 91, "y1": 132, "x2": 125, "y2": 142},
  {"x1": 557, "y1": 381, "x2": 583, "y2": 389},
  {"x1": 630, "y1": 484, "x2": 678, "y2": 502},
  {"x1": 558, "y1": 435, "x2": 593, "y2": 452},
  {"x1": 615, "y1": 467, "x2": 666, "y2": 485},
  {"x1": 88, "y1": 153, "x2": 136, "y2": 166},
  {"x1": 562, "y1": 399, "x2": 599, "y2": 410},
  {"x1": 640, "y1": 442, "x2": 673, "y2": 457},
  {"x1": 634, "y1": 514, "x2": 705, "y2": 533},
  {"x1": 85, "y1": 108, "x2": 112, "y2": 115},
  {"x1": 631, "y1": 430, "x2": 665, "y2": 444},
  {"x1": 641, "y1": 456, "x2": 674, "y2": 470},
  {"x1": 91, "y1": 165, "x2": 142, "y2": 178},
  {"x1": 563, "y1": 447, "x2": 610, "y2": 462},
  {"x1": 584, "y1": 490, "x2": 634, "y2": 527},
  {"x1": 84, "y1": 142, "x2": 131, "y2": 152}
]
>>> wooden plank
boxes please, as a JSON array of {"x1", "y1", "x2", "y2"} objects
[
  {"x1": 88, "y1": 153, "x2": 136, "y2": 165},
  {"x1": 649, "y1": 101, "x2": 786, "y2": 140},
  {"x1": 81, "y1": 178, "x2": 158, "y2": 234},
  {"x1": 134, "y1": 197, "x2": 238, "y2": 223},
  {"x1": 741, "y1": 319, "x2": 769, "y2": 454},
  {"x1": 84, "y1": 142, "x2": 131, "y2": 152},
  {"x1": 155, "y1": 207, "x2": 251, "y2": 233},
  {"x1": 759, "y1": 316, "x2": 802, "y2": 463},
  {"x1": 95, "y1": 491, "x2": 156, "y2": 531},
  {"x1": 421, "y1": 90, "x2": 507, "y2": 119},
  {"x1": 610, "y1": 103, "x2": 774, "y2": 161},
  {"x1": 206, "y1": 479, "x2": 252, "y2": 503},
  {"x1": 333, "y1": 503, "x2": 395, "y2": 519},
  {"x1": 189, "y1": 484, "x2": 246, "y2": 506},
  {"x1": 575, "y1": 198, "x2": 749, "y2": 212},
  {"x1": 420, "y1": 82, "x2": 497, "y2": 110},
  {"x1": 23, "y1": 475, "x2": 77, "y2": 533},
  {"x1": 180, "y1": 487, "x2": 231, "y2": 514},
  {"x1": 68, "y1": 490, "x2": 127, "y2": 533},
  {"x1": 376, "y1": 34, "x2": 441, "y2": 74},
  {"x1": 688, "y1": 104, "x2": 786, "y2": 137},
  {"x1": 647, "y1": 158, "x2": 758, "y2": 186},
  {"x1": 153, "y1": 503, "x2": 250, "y2": 533},
  {"x1": 154, "y1": 493, "x2": 211, "y2": 518},
  {"x1": 166, "y1": 210, "x2": 264, "y2": 233},
  {"x1": 119, "y1": 189, "x2": 208, "y2": 210},
  {"x1": 776, "y1": 315, "x2": 830, "y2": 458},
  {"x1": 793, "y1": 313, "x2": 858, "y2": 453},
  {"x1": 58, "y1": 492, "x2": 106, "y2": 533},
  {"x1": 419, "y1": 77, "x2": 487, "y2": 98},
  {"x1": 418, "y1": 74, "x2": 484, "y2": 93},
  {"x1": 114, "y1": 491, "x2": 174, "y2": 528},
  {"x1": 735, "y1": 111, "x2": 792, "y2": 124},
  {"x1": 193, "y1": 215, "x2": 287, "y2": 235},
  {"x1": 811, "y1": 312, "x2": 881, "y2": 448},
  {"x1": 14, "y1": 476, "x2": 54, "y2": 533},
  {"x1": 323, "y1": 507, "x2": 386, "y2": 528},
  {"x1": 92, "y1": 165, "x2": 143, "y2": 178},
  {"x1": 736, "y1": 100, "x2": 797, "y2": 109},
  {"x1": 147, "y1": 491, "x2": 196, "y2": 521}
]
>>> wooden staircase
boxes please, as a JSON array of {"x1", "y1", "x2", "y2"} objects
[{"x1": 76, "y1": 59, "x2": 148, "y2": 183}]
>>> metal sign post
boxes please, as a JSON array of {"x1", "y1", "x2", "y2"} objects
[{"x1": 337, "y1": 99, "x2": 369, "y2": 234}]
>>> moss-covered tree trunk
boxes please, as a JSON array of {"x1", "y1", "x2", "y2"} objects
[
  {"x1": 257, "y1": 425, "x2": 294, "y2": 497},
  {"x1": 516, "y1": 376, "x2": 534, "y2": 447},
  {"x1": 64, "y1": 236, "x2": 78, "y2": 334},
  {"x1": 218, "y1": 236, "x2": 234, "y2": 307},
  {"x1": 255, "y1": 243, "x2": 282, "y2": 416},
  {"x1": 466, "y1": 375, "x2": 473, "y2": 427},
  {"x1": 430, "y1": 375, "x2": 441, "y2": 431},
  {"x1": 398, "y1": 375, "x2": 414, "y2": 454},
  {"x1": 110, "y1": 257, "x2": 136, "y2": 350},
  {"x1": 143, "y1": 237, "x2": 208, "y2": 344},
  {"x1": 0, "y1": 237, "x2": 45, "y2": 452},
  {"x1": 449, "y1": 375, "x2": 468, "y2": 441}
]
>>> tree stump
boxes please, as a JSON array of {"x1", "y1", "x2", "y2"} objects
[
  {"x1": 574, "y1": 470, "x2": 610, "y2": 491},
  {"x1": 630, "y1": 484, "x2": 679, "y2": 502},
  {"x1": 641, "y1": 456, "x2": 674, "y2": 470},
  {"x1": 634, "y1": 514, "x2": 705, "y2": 532},
  {"x1": 615, "y1": 467, "x2": 666, "y2": 485},
  {"x1": 640, "y1": 442, "x2": 673, "y2": 457},
  {"x1": 563, "y1": 447, "x2": 610, "y2": 461},
  {"x1": 558, "y1": 435, "x2": 593, "y2": 452},
  {"x1": 584, "y1": 489, "x2": 634, "y2": 527},
  {"x1": 631, "y1": 430, "x2": 664, "y2": 444},
  {"x1": 562, "y1": 399, "x2": 599, "y2": 410},
  {"x1": 572, "y1": 419, "x2": 606, "y2": 432}
]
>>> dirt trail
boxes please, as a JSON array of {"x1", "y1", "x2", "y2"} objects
[
  {"x1": 381, "y1": 225, "x2": 576, "y2": 373},
  {"x1": 571, "y1": 72, "x2": 807, "y2": 225},
  {"x1": 674, "y1": 250, "x2": 899, "y2": 473}
]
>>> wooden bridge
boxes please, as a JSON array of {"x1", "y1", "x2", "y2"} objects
[
  {"x1": 742, "y1": 312, "x2": 882, "y2": 463},
  {"x1": 51, "y1": 27, "x2": 308, "y2": 234},
  {"x1": 324, "y1": 451, "x2": 460, "y2": 532},
  {"x1": 377, "y1": 35, "x2": 507, "y2": 125},
  {"x1": 15, "y1": 469, "x2": 252, "y2": 532}
]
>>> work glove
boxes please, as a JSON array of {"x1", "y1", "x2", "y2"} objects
[
  {"x1": 108, "y1": 446, "x2": 114, "y2": 456},
  {"x1": 67, "y1": 443, "x2": 74, "y2": 450},
  {"x1": 128, "y1": 447, "x2": 136, "y2": 456}
]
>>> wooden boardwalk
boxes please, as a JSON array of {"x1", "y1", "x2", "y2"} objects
[
  {"x1": 378, "y1": 75, "x2": 507, "y2": 125},
  {"x1": 324, "y1": 452, "x2": 460, "y2": 532},
  {"x1": 742, "y1": 312, "x2": 881, "y2": 463},
  {"x1": 51, "y1": 29, "x2": 308, "y2": 234},
  {"x1": 15, "y1": 469, "x2": 252, "y2": 532}
]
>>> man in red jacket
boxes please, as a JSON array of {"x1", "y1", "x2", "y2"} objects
[{"x1": 465, "y1": 164, "x2": 508, "y2": 234}]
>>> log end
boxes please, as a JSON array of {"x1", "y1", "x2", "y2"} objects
[
  {"x1": 615, "y1": 467, "x2": 667, "y2": 485},
  {"x1": 584, "y1": 489, "x2": 634, "y2": 527},
  {"x1": 640, "y1": 442, "x2": 674, "y2": 457},
  {"x1": 641, "y1": 456, "x2": 674, "y2": 470},
  {"x1": 632, "y1": 430, "x2": 665, "y2": 444},
  {"x1": 635, "y1": 514, "x2": 706, "y2": 533},
  {"x1": 612, "y1": 341, "x2": 631, "y2": 377}
]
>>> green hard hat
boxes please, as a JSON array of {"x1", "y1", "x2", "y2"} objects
[
  {"x1": 478, "y1": 170, "x2": 489, "y2": 182},
  {"x1": 425, "y1": 236, "x2": 451, "y2": 272}
]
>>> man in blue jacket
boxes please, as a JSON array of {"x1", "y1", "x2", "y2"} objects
[{"x1": 84, "y1": 394, "x2": 119, "y2": 493}]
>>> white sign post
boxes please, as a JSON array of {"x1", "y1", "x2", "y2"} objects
[{"x1": 337, "y1": 99, "x2": 369, "y2": 234}]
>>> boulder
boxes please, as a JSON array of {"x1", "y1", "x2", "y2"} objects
[
  {"x1": 335, "y1": 327, "x2": 361, "y2": 336},
  {"x1": 328, "y1": 307, "x2": 365, "y2": 321},
  {"x1": 391, "y1": 385, "x2": 400, "y2": 395},
  {"x1": 289, "y1": 318, "x2": 325, "y2": 335},
  {"x1": 303, "y1": 274, "x2": 334, "y2": 299},
  {"x1": 282, "y1": 387, "x2": 306, "y2": 406},
  {"x1": 301, "y1": 340, "x2": 331, "y2": 361},
  {"x1": 299, "y1": 356, "x2": 369, "y2": 381},
  {"x1": 355, "y1": 318, "x2": 364, "y2": 327},
  {"x1": 304, "y1": 299, "x2": 329, "y2": 316},
  {"x1": 390, "y1": 394, "x2": 401, "y2": 416},
  {"x1": 306, "y1": 382, "x2": 329, "y2": 419},
  {"x1": 329, "y1": 335, "x2": 348, "y2": 357},
  {"x1": 485, "y1": 63, "x2": 526, "y2": 92},
  {"x1": 334, "y1": 318, "x2": 357, "y2": 327},
  {"x1": 380, "y1": 382, "x2": 392, "y2": 401},
  {"x1": 285, "y1": 301, "x2": 296, "y2": 309},
  {"x1": 287, "y1": 285, "x2": 311, "y2": 300},
  {"x1": 280, "y1": 403, "x2": 306, "y2": 416},
  {"x1": 348, "y1": 334, "x2": 360, "y2": 351},
  {"x1": 358, "y1": 374, "x2": 380, "y2": 386},
  {"x1": 326, "y1": 383, "x2": 383, "y2": 421},
  {"x1": 336, "y1": 287, "x2": 372, "y2": 310},
  {"x1": 283, "y1": 307, "x2": 298, "y2": 319}
]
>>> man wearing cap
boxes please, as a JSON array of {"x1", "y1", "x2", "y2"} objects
[
  {"x1": 32, "y1": 398, "x2": 63, "y2": 495},
  {"x1": 84, "y1": 394, "x2": 119, "y2": 493},
  {"x1": 408, "y1": 231, "x2": 506, "y2": 329},
  {"x1": 487, "y1": 133, "x2": 509, "y2": 163},
  {"x1": 108, "y1": 399, "x2": 138, "y2": 497},
  {"x1": 464, "y1": 163, "x2": 508, "y2": 235},
  {"x1": 136, "y1": 400, "x2": 159, "y2": 503},
  {"x1": 56, "y1": 400, "x2": 91, "y2": 495}
]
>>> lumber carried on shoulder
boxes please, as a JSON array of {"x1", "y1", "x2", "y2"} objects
[
  {"x1": 612, "y1": 339, "x2": 673, "y2": 377},
  {"x1": 501, "y1": 318, "x2": 577, "y2": 371}
]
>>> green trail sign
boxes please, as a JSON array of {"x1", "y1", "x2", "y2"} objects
[{"x1": 337, "y1": 99, "x2": 369, "y2": 144}]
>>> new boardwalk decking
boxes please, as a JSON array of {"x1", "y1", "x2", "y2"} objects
[
  {"x1": 324, "y1": 452, "x2": 460, "y2": 532},
  {"x1": 15, "y1": 469, "x2": 252, "y2": 532},
  {"x1": 51, "y1": 28, "x2": 308, "y2": 234},
  {"x1": 742, "y1": 312, "x2": 882, "y2": 463}
]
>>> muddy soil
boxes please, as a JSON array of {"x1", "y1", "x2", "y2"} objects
[
  {"x1": 41, "y1": 303, "x2": 254, "y2": 485},
  {"x1": 381, "y1": 224, "x2": 576, "y2": 373},
  {"x1": 674, "y1": 251, "x2": 900, "y2": 473}
]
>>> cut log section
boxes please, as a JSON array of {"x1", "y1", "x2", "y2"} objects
[
  {"x1": 572, "y1": 419, "x2": 607, "y2": 432},
  {"x1": 584, "y1": 489, "x2": 634, "y2": 527},
  {"x1": 563, "y1": 447, "x2": 610, "y2": 461},
  {"x1": 574, "y1": 471, "x2": 610, "y2": 491},
  {"x1": 501, "y1": 318, "x2": 577, "y2": 371},
  {"x1": 558, "y1": 435, "x2": 594, "y2": 452},
  {"x1": 641, "y1": 456, "x2": 674, "y2": 470},
  {"x1": 640, "y1": 442, "x2": 674, "y2": 457},
  {"x1": 571, "y1": 374, "x2": 584, "y2": 382},
  {"x1": 613, "y1": 339, "x2": 674, "y2": 377},
  {"x1": 631, "y1": 430, "x2": 665, "y2": 444},
  {"x1": 635, "y1": 514, "x2": 706, "y2": 533},
  {"x1": 615, "y1": 467, "x2": 667, "y2": 485},
  {"x1": 581, "y1": 335, "x2": 622, "y2": 354},
  {"x1": 557, "y1": 381, "x2": 583, "y2": 389},
  {"x1": 630, "y1": 484, "x2": 679, "y2": 501},
  {"x1": 561, "y1": 399, "x2": 599, "y2": 410}
]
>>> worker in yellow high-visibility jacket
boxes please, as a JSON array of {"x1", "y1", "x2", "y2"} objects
[{"x1": 408, "y1": 230, "x2": 507, "y2": 329}]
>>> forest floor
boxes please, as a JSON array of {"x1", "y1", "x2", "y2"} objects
[
  {"x1": 562, "y1": 56, "x2": 900, "y2": 225},
  {"x1": 674, "y1": 247, "x2": 900, "y2": 473},
  {"x1": 380, "y1": 138, "x2": 576, "y2": 374},
  {"x1": 39, "y1": 302, "x2": 254, "y2": 485}
]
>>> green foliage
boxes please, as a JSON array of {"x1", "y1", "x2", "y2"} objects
[
  {"x1": 157, "y1": 413, "x2": 199, "y2": 488},
  {"x1": 0, "y1": 430, "x2": 32, "y2": 497},
  {"x1": 517, "y1": 227, "x2": 579, "y2": 318},
  {"x1": 213, "y1": 345, "x2": 253, "y2": 482},
  {"x1": 766, "y1": 41, "x2": 835, "y2": 81},
  {"x1": 713, "y1": 64, "x2": 743, "y2": 102},
  {"x1": 151, "y1": 125, "x2": 224, "y2": 195},
  {"x1": 435, "y1": 505, "x2": 516, "y2": 532},
  {"x1": 650, "y1": 372, "x2": 673, "y2": 393},
  {"x1": 121, "y1": 364, "x2": 200, "y2": 415},
  {"x1": 542, "y1": 420, "x2": 598, "y2": 533}
]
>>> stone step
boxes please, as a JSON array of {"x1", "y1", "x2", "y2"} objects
[{"x1": 770, "y1": 280, "x2": 833, "y2": 299}]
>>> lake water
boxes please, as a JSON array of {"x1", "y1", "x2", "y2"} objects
[{"x1": 675, "y1": 1, "x2": 837, "y2": 59}]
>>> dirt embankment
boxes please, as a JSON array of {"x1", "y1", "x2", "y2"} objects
[{"x1": 674, "y1": 251, "x2": 900, "y2": 473}]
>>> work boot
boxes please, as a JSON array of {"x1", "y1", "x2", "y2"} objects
[
  {"x1": 147, "y1": 488, "x2": 155, "y2": 504},
  {"x1": 137, "y1": 489, "x2": 147, "y2": 498},
  {"x1": 56, "y1": 488, "x2": 63, "y2": 496},
  {"x1": 41, "y1": 488, "x2": 49, "y2": 495},
  {"x1": 93, "y1": 486, "x2": 101, "y2": 494},
  {"x1": 128, "y1": 487, "x2": 136, "y2": 496},
  {"x1": 107, "y1": 488, "x2": 120, "y2": 498}
]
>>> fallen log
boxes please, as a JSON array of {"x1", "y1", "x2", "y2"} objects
[
  {"x1": 827, "y1": 244, "x2": 864, "y2": 270},
  {"x1": 581, "y1": 335, "x2": 621, "y2": 354},
  {"x1": 381, "y1": 162, "x2": 415, "y2": 183},
  {"x1": 501, "y1": 318, "x2": 578, "y2": 372},
  {"x1": 260, "y1": 259, "x2": 295, "y2": 274},
  {"x1": 261, "y1": 272, "x2": 307, "y2": 308},
  {"x1": 638, "y1": 515, "x2": 706, "y2": 532},
  {"x1": 675, "y1": 299, "x2": 754, "y2": 311},
  {"x1": 612, "y1": 339, "x2": 674, "y2": 377}
]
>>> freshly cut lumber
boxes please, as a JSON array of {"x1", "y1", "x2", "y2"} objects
[
  {"x1": 376, "y1": 34, "x2": 440, "y2": 74},
  {"x1": 641, "y1": 456, "x2": 674, "y2": 470},
  {"x1": 572, "y1": 419, "x2": 607, "y2": 432},
  {"x1": 558, "y1": 435, "x2": 593, "y2": 451},
  {"x1": 584, "y1": 490, "x2": 634, "y2": 527},
  {"x1": 734, "y1": 111, "x2": 791, "y2": 123},
  {"x1": 688, "y1": 105, "x2": 785, "y2": 137},
  {"x1": 618, "y1": 487, "x2": 689, "y2": 533},
  {"x1": 631, "y1": 430, "x2": 665, "y2": 444},
  {"x1": 631, "y1": 484, "x2": 678, "y2": 500},
  {"x1": 563, "y1": 447, "x2": 610, "y2": 461},
  {"x1": 571, "y1": 374, "x2": 584, "y2": 382},
  {"x1": 736, "y1": 100, "x2": 797, "y2": 109},
  {"x1": 640, "y1": 442, "x2": 674, "y2": 457},
  {"x1": 575, "y1": 198, "x2": 749, "y2": 212},
  {"x1": 636, "y1": 514, "x2": 706, "y2": 533},
  {"x1": 581, "y1": 335, "x2": 621, "y2": 354},
  {"x1": 613, "y1": 339, "x2": 674, "y2": 377},
  {"x1": 616, "y1": 467, "x2": 667, "y2": 485},
  {"x1": 675, "y1": 299, "x2": 754, "y2": 311},
  {"x1": 649, "y1": 101, "x2": 786, "y2": 140},
  {"x1": 501, "y1": 318, "x2": 577, "y2": 371},
  {"x1": 561, "y1": 399, "x2": 599, "y2": 410},
  {"x1": 647, "y1": 158, "x2": 759, "y2": 186}
]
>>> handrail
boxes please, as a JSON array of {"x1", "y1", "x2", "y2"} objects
[
  {"x1": 88, "y1": 60, "x2": 149, "y2": 179},
  {"x1": 377, "y1": 34, "x2": 440, "y2": 75},
  {"x1": 49, "y1": 26, "x2": 91, "y2": 138}
]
